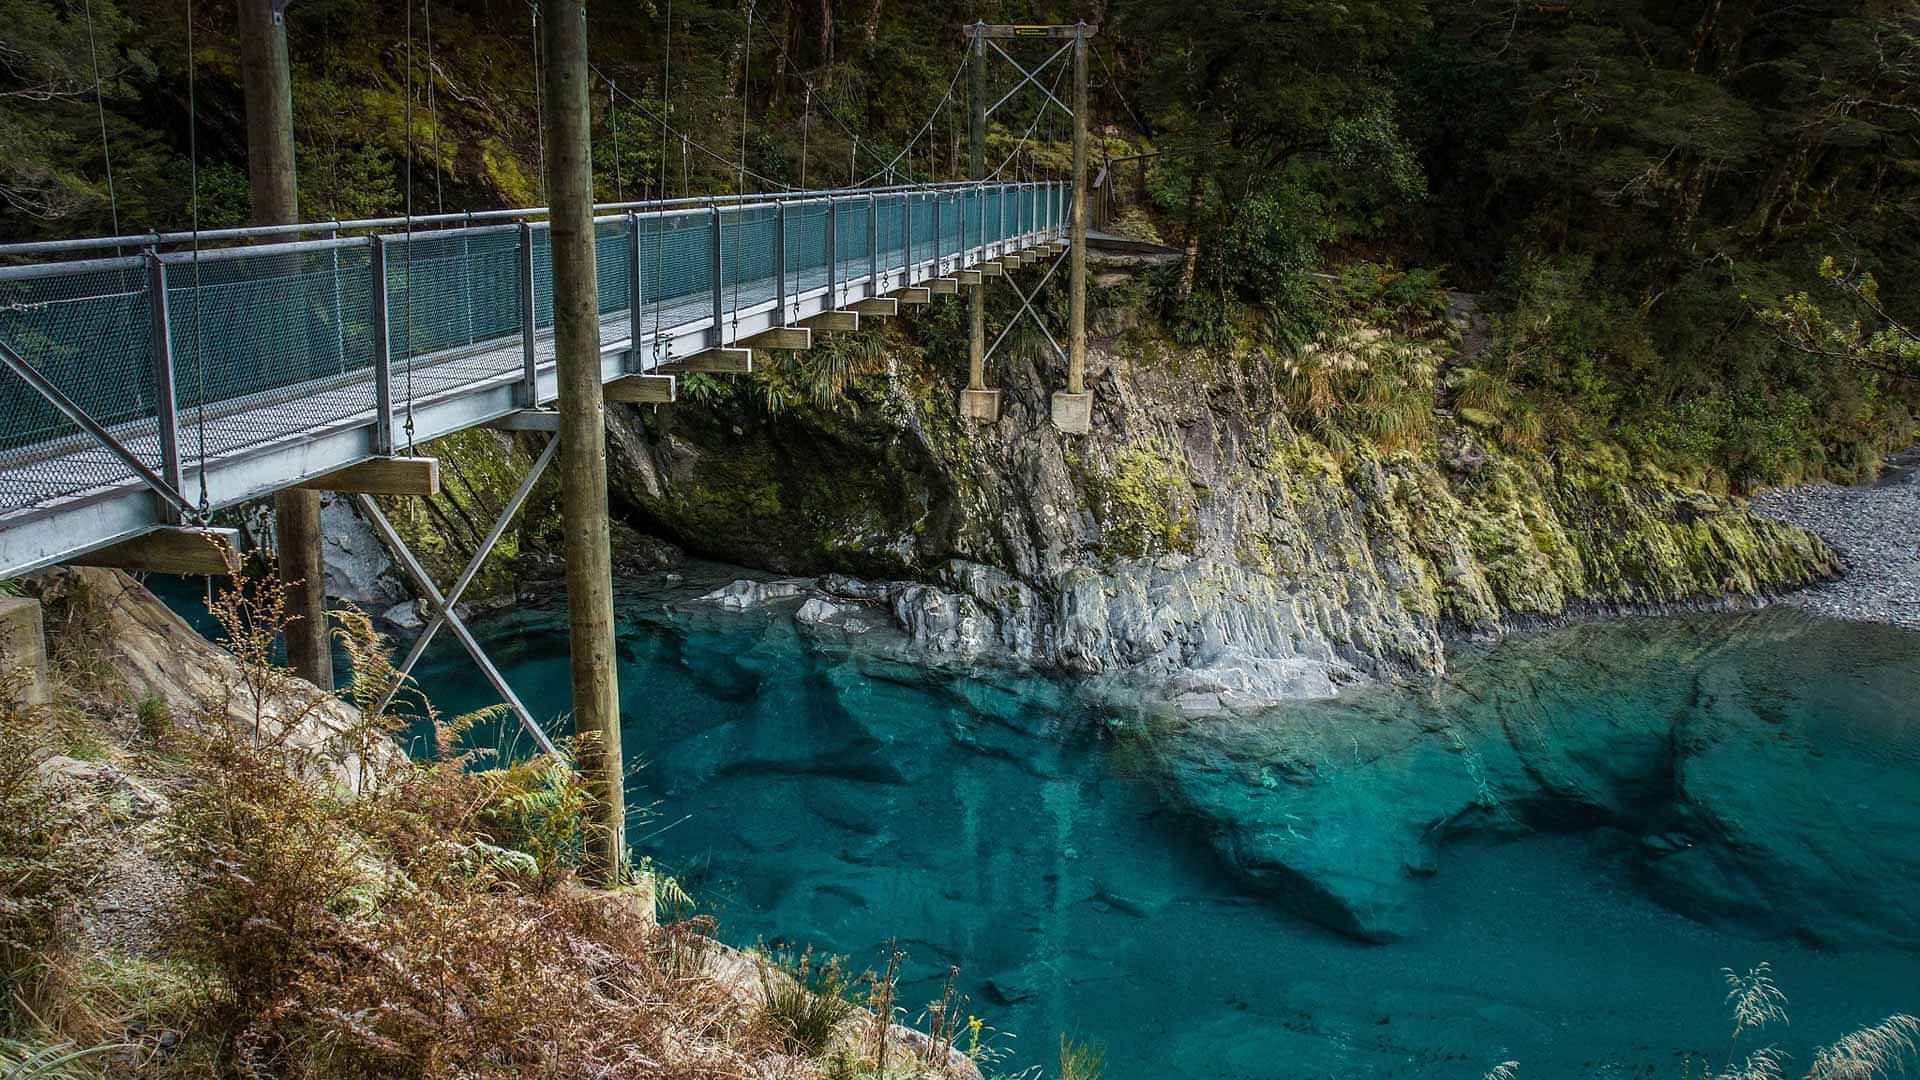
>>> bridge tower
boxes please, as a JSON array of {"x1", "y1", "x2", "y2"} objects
[
  {"x1": 960, "y1": 22, "x2": 1097, "y2": 435},
  {"x1": 542, "y1": 0, "x2": 626, "y2": 881},
  {"x1": 239, "y1": 0, "x2": 332, "y2": 690}
]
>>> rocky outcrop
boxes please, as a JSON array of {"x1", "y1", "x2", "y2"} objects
[
  {"x1": 620, "y1": 284, "x2": 1837, "y2": 708},
  {"x1": 30, "y1": 566, "x2": 396, "y2": 791}
]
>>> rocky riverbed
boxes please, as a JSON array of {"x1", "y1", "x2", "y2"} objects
[{"x1": 1750, "y1": 446, "x2": 1920, "y2": 631}]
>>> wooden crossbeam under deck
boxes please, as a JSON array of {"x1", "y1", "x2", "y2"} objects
[
  {"x1": 977, "y1": 261, "x2": 1007, "y2": 277},
  {"x1": 800, "y1": 311, "x2": 859, "y2": 332},
  {"x1": 71, "y1": 527, "x2": 241, "y2": 576},
  {"x1": 956, "y1": 270, "x2": 983, "y2": 285},
  {"x1": 929, "y1": 279, "x2": 960, "y2": 295},
  {"x1": 850, "y1": 298, "x2": 898, "y2": 317},
  {"x1": 605, "y1": 374, "x2": 676, "y2": 404},
  {"x1": 740, "y1": 327, "x2": 812, "y2": 351},
  {"x1": 657, "y1": 348, "x2": 752, "y2": 375},
  {"x1": 893, "y1": 287, "x2": 932, "y2": 305},
  {"x1": 299, "y1": 456, "x2": 440, "y2": 496}
]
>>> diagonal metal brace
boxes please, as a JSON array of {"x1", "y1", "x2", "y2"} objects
[
  {"x1": 982, "y1": 246, "x2": 1071, "y2": 367},
  {"x1": 0, "y1": 339, "x2": 196, "y2": 516},
  {"x1": 371, "y1": 435, "x2": 559, "y2": 720},
  {"x1": 986, "y1": 39, "x2": 1075, "y2": 121},
  {"x1": 355, "y1": 476, "x2": 559, "y2": 757}
]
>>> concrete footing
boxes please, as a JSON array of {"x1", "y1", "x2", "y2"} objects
[
  {"x1": 0, "y1": 596, "x2": 50, "y2": 706},
  {"x1": 959, "y1": 387, "x2": 1002, "y2": 422},
  {"x1": 1050, "y1": 391, "x2": 1093, "y2": 434}
]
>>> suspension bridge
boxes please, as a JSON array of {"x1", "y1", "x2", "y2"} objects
[
  {"x1": 0, "y1": 5, "x2": 1099, "y2": 870},
  {"x1": 0, "y1": 181, "x2": 1068, "y2": 579}
]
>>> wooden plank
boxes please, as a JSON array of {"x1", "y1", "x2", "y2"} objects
[
  {"x1": 741, "y1": 326, "x2": 812, "y2": 351},
  {"x1": 893, "y1": 286, "x2": 932, "y2": 305},
  {"x1": 657, "y1": 348, "x2": 752, "y2": 375},
  {"x1": 929, "y1": 278, "x2": 960, "y2": 295},
  {"x1": 299, "y1": 455, "x2": 440, "y2": 496},
  {"x1": 977, "y1": 261, "x2": 1006, "y2": 277},
  {"x1": 963, "y1": 23, "x2": 1100, "y2": 39},
  {"x1": 604, "y1": 374, "x2": 676, "y2": 404},
  {"x1": 850, "y1": 298, "x2": 898, "y2": 317},
  {"x1": 71, "y1": 527, "x2": 240, "y2": 576},
  {"x1": 800, "y1": 310, "x2": 859, "y2": 332},
  {"x1": 956, "y1": 270, "x2": 983, "y2": 285}
]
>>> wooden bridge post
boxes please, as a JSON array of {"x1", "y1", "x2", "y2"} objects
[
  {"x1": 960, "y1": 24, "x2": 1000, "y2": 423},
  {"x1": 1050, "y1": 21, "x2": 1094, "y2": 435},
  {"x1": 543, "y1": 0, "x2": 625, "y2": 881},
  {"x1": 240, "y1": 0, "x2": 332, "y2": 687}
]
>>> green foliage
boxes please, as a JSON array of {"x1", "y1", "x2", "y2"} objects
[
  {"x1": 759, "y1": 947, "x2": 857, "y2": 1058},
  {"x1": 1059, "y1": 1034, "x2": 1107, "y2": 1080},
  {"x1": 477, "y1": 748, "x2": 595, "y2": 889}
]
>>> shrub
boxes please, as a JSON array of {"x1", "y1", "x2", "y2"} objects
[
  {"x1": 759, "y1": 947, "x2": 858, "y2": 1058},
  {"x1": 0, "y1": 711, "x2": 103, "y2": 1031}
]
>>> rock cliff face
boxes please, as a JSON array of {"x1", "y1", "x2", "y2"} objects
[{"x1": 599, "y1": 293, "x2": 1838, "y2": 711}]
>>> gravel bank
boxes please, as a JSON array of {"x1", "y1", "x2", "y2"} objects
[{"x1": 1748, "y1": 447, "x2": 1920, "y2": 631}]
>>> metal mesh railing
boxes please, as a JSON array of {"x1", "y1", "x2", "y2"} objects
[
  {"x1": 0, "y1": 180, "x2": 1063, "y2": 522},
  {"x1": 166, "y1": 242, "x2": 377, "y2": 457}
]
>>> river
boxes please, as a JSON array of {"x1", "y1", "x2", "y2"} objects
[{"x1": 378, "y1": 564, "x2": 1920, "y2": 1079}]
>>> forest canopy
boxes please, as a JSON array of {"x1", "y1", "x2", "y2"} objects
[{"x1": 1, "y1": 0, "x2": 1915, "y2": 487}]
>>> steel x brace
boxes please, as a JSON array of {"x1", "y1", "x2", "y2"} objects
[
  {"x1": 357, "y1": 436, "x2": 561, "y2": 755},
  {"x1": 981, "y1": 244, "x2": 1072, "y2": 367}
]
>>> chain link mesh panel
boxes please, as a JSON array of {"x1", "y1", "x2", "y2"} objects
[
  {"x1": 785, "y1": 201, "x2": 830, "y2": 297},
  {"x1": 0, "y1": 257, "x2": 155, "y2": 513},
  {"x1": 167, "y1": 242, "x2": 375, "y2": 459}
]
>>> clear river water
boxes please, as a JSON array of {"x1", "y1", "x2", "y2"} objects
[{"x1": 190, "y1": 567, "x2": 1920, "y2": 1079}]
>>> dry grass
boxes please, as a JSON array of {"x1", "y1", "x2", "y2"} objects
[{"x1": 0, "y1": 567, "x2": 984, "y2": 1080}]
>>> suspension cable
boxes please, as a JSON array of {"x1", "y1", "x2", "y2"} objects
[
  {"x1": 800, "y1": 85, "x2": 810, "y2": 188},
  {"x1": 402, "y1": 0, "x2": 418, "y2": 451},
  {"x1": 184, "y1": 0, "x2": 208, "y2": 521},
  {"x1": 852, "y1": 55, "x2": 966, "y2": 188},
  {"x1": 82, "y1": 0, "x2": 120, "y2": 241},
  {"x1": 425, "y1": 0, "x2": 443, "y2": 214},
  {"x1": 609, "y1": 79, "x2": 623, "y2": 202},
  {"x1": 529, "y1": 2, "x2": 545, "y2": 203}
]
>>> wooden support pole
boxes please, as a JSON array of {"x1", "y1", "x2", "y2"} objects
[
  {"x1": 850, "y1": 298, "x2": 898, "y2": 317},
  {"x1": 800, "y1": 310, "x2": 859, "y2": 332},
  {"x1": 240, "y1": 0, "x2": 331, "y2": 688},
  {"x1": 967, "y1": 27, "x2": 989, "y2": 397},
  {"x1": 1068, "y1": 25, "x2": 1089, "y2": 395},
  {"x1": 72, "y1": 527, "x2": 241, "y2": 577},
  {"x1": 741, "y1": 326, "x2": 812, "y2": 351},
  {"x1": 656, "y1": 348, "x2": 751, "y2": 375},
  {"x1": 299, "y1": 456, "x2": 440, "y2": 496},
  {"x1": 542, "y1": 0, "x2": 625, "y2": 881},
  {"x1": 604, "y1": 374, "x2": 677, "y2": 404},
  {"x1": 1052, "y1": 21, "x2": 1094, "y2": 434}
]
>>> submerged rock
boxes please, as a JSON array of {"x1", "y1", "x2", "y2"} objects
[{"x1": 1140, "y1": 611, "x2": 1920, "y2": 947}]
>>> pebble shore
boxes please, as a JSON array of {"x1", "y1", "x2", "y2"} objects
[{"x1": 1749, "y1": 447, "x2": 1920, "y2": 632}]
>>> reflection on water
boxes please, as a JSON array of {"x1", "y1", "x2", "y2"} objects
[{"x1": 397, "y1": 586, "x2": 1920, "y2": 1080}]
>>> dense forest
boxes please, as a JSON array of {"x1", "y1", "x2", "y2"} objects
[{"x1": 2, "y1": 0, "x2": 1916, "y2": 488}]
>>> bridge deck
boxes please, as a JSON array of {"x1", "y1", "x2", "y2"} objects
[{"x1": 0, "y1": 182, "x2": 1067, "y2": 576}]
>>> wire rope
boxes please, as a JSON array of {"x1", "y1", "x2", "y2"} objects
[
  {"x1": 425, "y1": 0, "x2": 443, "y2": 214},
  {"x1": 402, "y1": 0, "x2": 418, "y2": 450},
  {"x1": 183, "y1": 0, "x2": 208, "y2": 521},
  {"x1": 82, "y1": 0, "x2": 120, "y2": 241}
]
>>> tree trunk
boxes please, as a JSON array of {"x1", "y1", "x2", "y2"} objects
[
  {"x1": 864, "y1": 0, "x2": 883, "y2": 44},
  {"x1": 819, "y1": 0, "x2": 834, "y2": 67}
]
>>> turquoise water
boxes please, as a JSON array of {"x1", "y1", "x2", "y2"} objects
[{"x1": 216, "y1": 569, "x2": 1920, "y2": 1079}]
